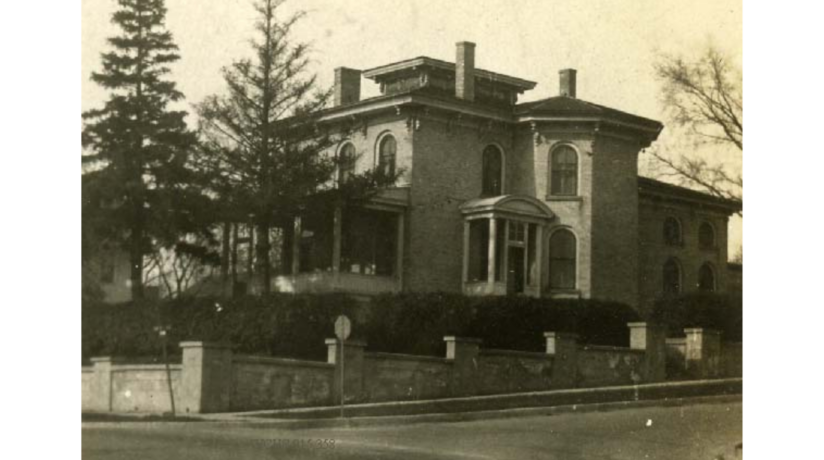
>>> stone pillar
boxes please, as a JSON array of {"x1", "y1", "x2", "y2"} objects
[
  {"x1": 628, "y1": 322, "x2": 666, "y2": 383},
  {"x1": 544, "y1": 332, "x2": 579, "y2": 388},
  {"x1": 684, "y1": 328, "x2": 723, "y2": 378},
  {"x1": 444, "y1": 336, "x2": 481, "y2": 396},
  {"x1": 326, "y1": 339, "x2": 366, "y2": 404},
  {"x1": 179, "y1": 342, "x2": 233, "y2": 414},
  {"x1": 90, "y1": 357, "x2": 119, "y2": 412}
]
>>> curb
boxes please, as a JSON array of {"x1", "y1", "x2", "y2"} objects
[{"x1": 214, "y1": 393, "x2": 742, "y2": 430}]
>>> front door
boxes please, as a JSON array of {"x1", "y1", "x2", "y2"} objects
[{"x1": 507, "y1": 246, "x2": 525, "y2": 294}]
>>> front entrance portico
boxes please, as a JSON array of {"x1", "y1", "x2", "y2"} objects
[{"x1": 460, "y1": 195, "x2": 555, "y2": 297}]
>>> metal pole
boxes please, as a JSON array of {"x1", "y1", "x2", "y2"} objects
[
  {"x1": 339, "y1": 337, "x2": 345, "y2": 418},
  {"x1": 161, "y1": 332, "x2": 176, "y2": 417}
]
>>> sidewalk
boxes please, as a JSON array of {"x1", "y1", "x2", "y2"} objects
[{"x1": 83, "y1": 378, "x2": 741, "y2": 429}]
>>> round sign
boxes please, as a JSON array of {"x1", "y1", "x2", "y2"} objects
[{"x1": 334, "y1": 315, "x2": 351, "y2": 341}]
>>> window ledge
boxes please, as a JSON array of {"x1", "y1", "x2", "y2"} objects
[{"x1": 544, "y1": 196, "x2": 583, "y2": 202}]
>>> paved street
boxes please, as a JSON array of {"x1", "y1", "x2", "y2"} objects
[{"x1": 82, "y1": 399, "x2": 741, "y2": 460}]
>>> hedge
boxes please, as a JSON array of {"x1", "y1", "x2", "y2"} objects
[
  {"x1": 649, "y1": 292, "x2": 742, "y2": 342},
  {"x1": 82, "y1": 293, "x2": 641, "y2": 363}
]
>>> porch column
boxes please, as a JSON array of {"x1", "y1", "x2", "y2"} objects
[
  {"x1": 291, "y1": 216, "x2": 302, "y2": 275},
  {"x1": 396, "y1": 211, "x2": 405, "y2": 289},
  {"x1": 332, "y1": 205, "x2": 342, "y2": 278},
  {"x1": 462, "y1": 221, "x2": 470, "y2": 284},
  {"x1": 535, "y1": 225, "x2": 544, "y2": 297},
  {"x1": 487, "y1": 218, "x2": 497, "y2": 288}
]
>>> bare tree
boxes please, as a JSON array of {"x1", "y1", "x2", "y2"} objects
[{"x1": 649, "y1": 46, "x2": 743, "y2": 207}]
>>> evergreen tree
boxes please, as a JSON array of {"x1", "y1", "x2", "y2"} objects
[
  {"x1": 197, "y1": 0, "x2": 396, "y2": 294},
  {"x1": 82, "y1": 0, "x2": 205, "y2": 300}
]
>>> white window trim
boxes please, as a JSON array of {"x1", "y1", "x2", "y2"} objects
[{"x1": 547, "y1": 142, "x2": 582, "y2": 198}]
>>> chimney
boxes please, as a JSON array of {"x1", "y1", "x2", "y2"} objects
[
  {"x1": 333, "y1": 67, "x2": 361, "y2": 107},
  {"x1": 559, "y1": 69, "x2": 577, "y2": 98},
  {"x1": 455, "y1": 41, "x2": 476, "y2": 101}
]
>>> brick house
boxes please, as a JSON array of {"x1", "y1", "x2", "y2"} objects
[{"x1": 266, "y1": 41, "x2": 741, "y2": 313}]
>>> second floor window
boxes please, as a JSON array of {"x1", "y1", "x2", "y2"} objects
[
  {"x1": 338, "y1": 143, "x2": 356, "y2": 184},
  {"x1": 663, "y1": 217, "x2": 682, "y2": 246},
  {"x1": 378, "y1": 135, "x2": 396, "y2": 177},
  {"x1": 551, "y1": 145, "x2": 578, "y2": 196},
  {"x1": 481, "y1": 145, "x2": 503, "y2": 196},
  {"x1": 699, "y1": 222, "x2": 716, "y2": 249}
]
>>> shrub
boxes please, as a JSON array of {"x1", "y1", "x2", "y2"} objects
[
  {"x1": 650, "y1": 292, "x2": 742, "y2": 342},
  {"x1": 82, "y1": 293, "x2": 641, "y2": 362}
]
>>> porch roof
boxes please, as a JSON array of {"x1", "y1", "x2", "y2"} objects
[{"x1": 459, "y1": 195, "x2": 554, "y2": 221}]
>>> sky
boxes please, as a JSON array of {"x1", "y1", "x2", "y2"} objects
[{"x1": 81, "y1": 0, "x2": 742, "y2": 254}]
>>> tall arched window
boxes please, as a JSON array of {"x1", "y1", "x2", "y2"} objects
[
  {"x1": 377, "y1": 135, "x2": 396, "y2": 177},
  {"x1": 481, "y1": 145, "x2": 503, "y2": 196},
  {"x1": 338, "y1": 142, "x2": 356, "y2": 184},
  {"x1": 698, "y1": 263, "x2": 716, "y2": 291},
  {"x1": 549, "y1": 229, "x2": 577, "y2": 289},
  {"x1": 550, "y1": 145, "x2": 578, "y2": 196},
  {"x1": 663, "y1": 258, "x2": 682, "y2": 294},
  {"x1": 699, "y1": 222, "x2": 716, "y2": 249}
]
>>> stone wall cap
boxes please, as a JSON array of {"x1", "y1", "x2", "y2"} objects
[
  {"x1": 90, "y1": 356, "x2": 123, "y2": 363},
  {"x1": 325, "y1": 338, "x2": 367, "y2": 347},
  {"x1": 627, "y1": 322, "x2": 650, "y2": 327},
  {"x1": 179, "y1": 341, "x2": 233, "y2": 349},
  {"x1": 443, "y1": 336, "x2": 482, "y2": 344}
]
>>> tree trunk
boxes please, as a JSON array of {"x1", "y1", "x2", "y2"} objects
[
  {"x1": 231, "y1": 223, "x2": 239, "y2": 296},
  {"x1": 255, "y1": 222, "x2": 272, "y2": 294},
  {"x1": 220, "y1": 221, "x2": 230, "y2": 297},
  {"x1": 129, "y1": 203, "x2": 144, "y2": 300}
]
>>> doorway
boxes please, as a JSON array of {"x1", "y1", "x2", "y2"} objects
[{"x1": 507, "y1": 246, "x2": 525, "y2": 294}]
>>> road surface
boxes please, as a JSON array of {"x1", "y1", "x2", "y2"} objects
[{"x1": 82, "y1": 399, "x2": 742, "y2": 459}]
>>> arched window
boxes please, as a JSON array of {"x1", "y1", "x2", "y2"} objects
[
  {"x1": 663, "y1": 258, "x2": 682, "y2": 294},
  {"x1": 481, "y1": 145, "x2": 503, "y2": 196},
  {"x1": 338, "y1": 142, "x2": 356, "y2": 184},
  {"x1": 550, "y1": 145, "x2": 578, "y2": 196},
  {"x1": 377, "y1": 135, "x2": 396, "y2": 177},
  {"x1": 663, "y1": 217, "x2": 682, "y2": 246},
  {"x1": 699, "y1": 222, "x2": 716, "y2": 249},
  {"x1": 549, "y1": 229, "x2": 576, "y2": 289},
  {"x1": 699, "y1": 263, "x2": 716, "y2": 291}
]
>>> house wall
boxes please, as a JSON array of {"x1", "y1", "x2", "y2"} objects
[
  {"x1": 405, "y1": 113, "x2": 514, "y2": 292},
  {"x1": 638, "y1": 198, "x2": 730, "y2": 314},
  {"x1": 522, "y1": 128, "x2": 595, "y2": 298},
  {"x1": 590, "y1": 136, "x2": 644, "y2": 307}
]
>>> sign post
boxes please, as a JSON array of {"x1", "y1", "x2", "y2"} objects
[
  {"x1": 153, "y1": 324, "x2": 176, "y2": 417},
  {"x1": 334, "y1": 315, "x2": 351, "y2": 418}
]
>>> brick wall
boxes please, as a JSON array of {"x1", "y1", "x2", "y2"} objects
[
  {"x1": 638, "y1": 198, "x2": 730, "y2": 313},
  {"x1": 590, "y1": 136, "x2": 644, "y2": 307},
  {"x1": 405, "y1": 114, "x2": 513, "y2": 292}
]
